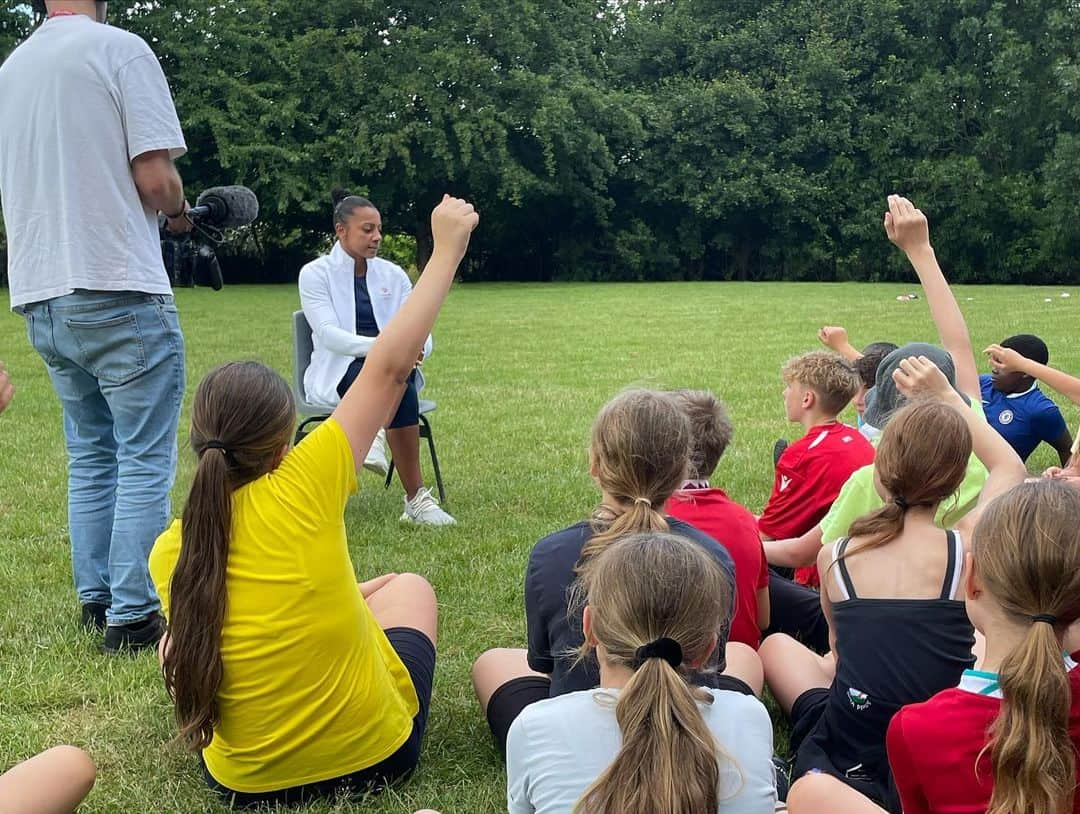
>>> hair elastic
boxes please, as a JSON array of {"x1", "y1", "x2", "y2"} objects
[
  {"x1": 202, "y1": 440, "x2": 230, "y2": 454},
  {"x1": 633, "y1": 637, "x2": 683, "y2": 669},
  {"x1": 633, "y1": 496, "x2": 652, "y2": 507},
  {"x1": 892, "y1": 495, "x2": 909, "y2": 510},
  {"x1": 1031, "y1": 613, "x2": 1058, "y2": 626}
]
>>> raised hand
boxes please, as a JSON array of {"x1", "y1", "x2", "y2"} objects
[
  {"x1": 818, "y1": 326, "x2": 848, "y2": 351},
  {"x1": 892, "y1": 355, "x2": 956, "y2": 402},
  {"x1": 884, "y1": 195, "x2": 931, "y2": 255},
  {"x1": 430, "y1": 194, "x2": 479, "y2": 262},
  {"x1": 984, "y1": 343, "x2": 1029, "y2": 375}
]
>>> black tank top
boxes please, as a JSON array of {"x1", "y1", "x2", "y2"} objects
[{"x1": 796, "y1": 530, "x2": 976, "y2": 803}]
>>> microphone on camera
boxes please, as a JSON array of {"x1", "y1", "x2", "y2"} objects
[{"x1": 187, "y1": 185, "x2": 259, "y2": 228}]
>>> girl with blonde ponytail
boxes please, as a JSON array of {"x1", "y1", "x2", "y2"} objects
[
  {"x1": 471, "y1": 389, "x2": 742, "y2": 756},
  {"x1": 764, "y1": 356, "x2": 1029, "y2": 809},
  {"x1": 506, "y1": 532, "x2": 776, "y2": 814}
]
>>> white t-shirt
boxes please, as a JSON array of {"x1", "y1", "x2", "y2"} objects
[
  {"x1": 506, "y1": 687, "x2": 777, "y2": 814},
  {"x1": 0, "y1": 15, "x2": 186, "y2": 309}
]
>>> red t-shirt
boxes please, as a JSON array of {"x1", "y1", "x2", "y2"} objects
[
  {"x1": 665, "y1": 487, "x2": 769, "y2": 649},
  {"x1": 757, "y1": 422, "x2": 875, "y2": 586},
  {"x1": 887, "y1": 661, "x2": 1080, "y2": 814}
]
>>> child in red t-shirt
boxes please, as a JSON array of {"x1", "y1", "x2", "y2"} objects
[
  {"x1": 786, "y1": 478, "x2": 1080, "y2": 814},
  {"x1": 665, "y1": 390, "x2": 770, "y2": 648},
  {"x1": 758, "y1": 350, "x2": 875, "y2": 586}
]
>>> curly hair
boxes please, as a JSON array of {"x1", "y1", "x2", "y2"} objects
[{"x1": 782, "y1": 351, "x2": 861, "y2": 416}]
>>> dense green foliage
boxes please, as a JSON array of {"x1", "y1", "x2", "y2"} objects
[{"x1": 2, "y1": 1, "x2": 1078, "y2": 282}]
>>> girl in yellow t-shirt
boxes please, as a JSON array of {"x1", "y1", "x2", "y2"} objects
[{"x1": 151, "y1": 196, "x2": 478, "y2": 807}]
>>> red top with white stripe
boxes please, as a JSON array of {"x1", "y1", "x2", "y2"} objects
[
  {"x1": 758, "y1": 422, "x2": 874, "y2": 585},
  {"x1": 888, "y1": 658, "x2": 1080, "y2": 814}
]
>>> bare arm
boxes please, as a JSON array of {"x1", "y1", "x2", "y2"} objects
[
  {"x1": 818, "y1": 326, "x2": 862, "y2": 362},
  {"x1": 330, "y1": 195, "x2": 477, "y2": 466},
  {"x1": 763, "y1": 525, "x2": 824, "y2": 568},
  {"x1": 885, "y1": 196, "x2": 979, "y2": 400},
  {"x1": 1051, "y1": 430, "x2": 1075, "y2": 468},
  {"x1": 985, "y1": 344, "x2": 1080, "y2": 407},
  {"x1": 130, "y1": 149, "x2": 190, "y2": 233},
  {"x1": 893, "y1": 356, "x2": 1027, "y2": 535},
  {"x1": 0, "y1": 363, "x2": 13, "y2": 414},
  {"x1": 756, "y1": 586, "x2": 771, "y2": 631}
]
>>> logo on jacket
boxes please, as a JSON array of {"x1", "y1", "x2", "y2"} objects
[
  {"x1": 998, "y1": 409, "x2": 1014, "y2": 425},
  {"x1": 780, "y1": 475, "x2": 792, "y2": 492},
  {"x1": 847, "y1": 688, "x2": 871, "y2": 712},
  {"x1": 380, "y1": 287, "x2": 391, "y2": 297}
]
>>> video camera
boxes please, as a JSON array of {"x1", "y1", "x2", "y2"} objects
[{"x1": 160, "y1": 185, "x2": 259, "y2": 291}]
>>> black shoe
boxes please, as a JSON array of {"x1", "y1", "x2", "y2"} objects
[
  {"x1": 102, "y1": 614, "x2": 165, "y2": 655},
  {"x1": 80, "y1": 602, "x2": 108, "y2": 632},
  {"x1": 773, "y1": 438, "x2": 790, "y2": 467}
]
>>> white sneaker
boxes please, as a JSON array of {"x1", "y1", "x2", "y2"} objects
[
  {"x1": 363, "y1": 429, "x2": 390, "y2": 476},
  {"x1": 400, "y1": 487, "x2": 455, "y2": 525}
]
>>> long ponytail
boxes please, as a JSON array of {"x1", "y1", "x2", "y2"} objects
[
  {"x1": 972, "y1": 481, "x2": 1080, "y2": 814},
  {"x1": 163, "y1": 362, "x2": 296, "y2": 750},
  {"x1": 572, "y1": 532, "x2": 737, "y2": 814},
  {"x1": 579, "y1": 390, "x2": 691, "y2": 565}
]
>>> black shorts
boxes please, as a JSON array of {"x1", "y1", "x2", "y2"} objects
[
  {"x1": 204, "y1": 626, "x2": 436, "y2": 809},
  {"x1": 485, "y1": 675, "x2": 551, "y2": 756},
  {"x1": 484, "y1": 673, "x2": 755, "y2": 757},
  {"x1": 788, "y1": 686, "x2": 830, "y2": 756}
]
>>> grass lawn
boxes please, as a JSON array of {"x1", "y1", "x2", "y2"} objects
[{"x1": 1, "y1": 280, "x2": 1078, "y2": 813}]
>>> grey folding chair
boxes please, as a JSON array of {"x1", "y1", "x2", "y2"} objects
[{"x1": 291, "y1": 310, "x2": 446, "y2": 503}]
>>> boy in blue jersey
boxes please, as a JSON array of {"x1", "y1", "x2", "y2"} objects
[{"x1": 981, "y1": 334, "x2": 1072, "y2": 464}]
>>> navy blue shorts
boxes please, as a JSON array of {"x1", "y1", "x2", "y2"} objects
[
  {"x1": 203, "y1": 627, "x2": 436, "y2": 808},
  {"x1": 337, "y1": 360, "x2": 420, "y2": 430}
]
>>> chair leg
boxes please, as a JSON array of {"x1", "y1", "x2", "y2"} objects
[
  {"x1": 420, "y1": 414, "x2": 446, "y2": 505},
  {"x1": 294, "y1": 415, "x2": 328, "y2": 446},
  {"x1": 384, "y1": 416, "x2": 445, "y2": 505}
]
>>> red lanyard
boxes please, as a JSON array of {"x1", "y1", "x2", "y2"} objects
[{"x1": 48, "y1": 11, "x2": 80, "y2": 18}]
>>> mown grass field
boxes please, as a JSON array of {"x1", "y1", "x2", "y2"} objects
[{"x1": 1, "y1": 280, "x2": 1077, "y2": 813}]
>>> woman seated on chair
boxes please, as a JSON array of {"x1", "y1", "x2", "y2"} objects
[{"x1": 299, "y1": 188, "x2": 453, "y2": 525}]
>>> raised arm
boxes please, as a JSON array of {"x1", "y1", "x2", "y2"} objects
[
  {"x1": 818, "y1": 326, "x2": 862, "y2": 362},
  {"x1": 893, "y1": 355, "x2": 1027, "y2": 534},
  {"x1": 884, "y1": 196, "x2": 979, "y2": 401},
  {"x1": 985, "y1": 344, "x2": 1080, "y2": 406},
  {"x1": 331, "y1": 196, "x2": 477, "y2": 466}
]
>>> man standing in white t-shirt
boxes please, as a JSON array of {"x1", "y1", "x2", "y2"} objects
[{"x1": 0, "y1": 1, "x2": 191, "y2": 653}]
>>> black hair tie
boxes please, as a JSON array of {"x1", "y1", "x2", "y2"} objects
[
  {"x1": 633, "y1": 637, "x2": 683, "y2": 669},
  {"x1": 893, "y1": 495, "x2": 909, "y2": 510},
  {"x1": 202, "y1": 440, "x2": 229, "y2": 454},
  {"x1": 1031, "y1": 613, "x2": 1058, "y2": 626}
]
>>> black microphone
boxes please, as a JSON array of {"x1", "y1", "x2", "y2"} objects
[{"x1": 187, "y1": 185, "x2": 259, "y2": 228}]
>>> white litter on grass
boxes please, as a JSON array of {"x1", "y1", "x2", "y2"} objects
[
  {"x1": 1062, "y1": 292, "x2": 1072, "y2": 298},
  {"x1": 1045, "y1": 298, "x2": 1053, "y2": 303}
]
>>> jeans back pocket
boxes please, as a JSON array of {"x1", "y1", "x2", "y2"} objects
[{"x1": 65, "y1": 312, "x2": 148, "y2": 386}]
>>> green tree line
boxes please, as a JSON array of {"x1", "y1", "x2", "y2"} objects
[{"x1": 3, "y1": 1, "x2": 1078, "y2": 283}]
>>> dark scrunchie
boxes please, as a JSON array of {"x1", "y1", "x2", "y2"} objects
[
  {"x1": 892, "y1": 495, "x2": 909, "y2": 510},
  {"x1": 633, "y1": 637, "x2": 683, "y2": 670}
]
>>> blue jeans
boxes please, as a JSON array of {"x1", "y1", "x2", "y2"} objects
[{"x1": 24, "y1": 291, "x2": 185, "y2": 625}]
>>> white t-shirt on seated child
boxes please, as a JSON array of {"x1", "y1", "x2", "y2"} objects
[
  {"x1": 0, "y1": 14, "x2": 186, "y2": 310},
  {"x1": 506, "y1": 687, "x2": 777, "y2": 814}
]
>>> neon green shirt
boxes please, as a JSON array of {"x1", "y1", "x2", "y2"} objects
[{"x1": 819, "y1": 400, "x2": 989, "y2": 545}]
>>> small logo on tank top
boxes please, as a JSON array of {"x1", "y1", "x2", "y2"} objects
[
  {"x1": 847, "y1": 688, "x2": 871, "y2": 711},
  {"x1": 998, "y1": 409, "x2": 1014, "y2": 425}
]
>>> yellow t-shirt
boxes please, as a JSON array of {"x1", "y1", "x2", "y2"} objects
[{"x1": 149, "y1": 419, "x2": 418, "y2": 793}]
